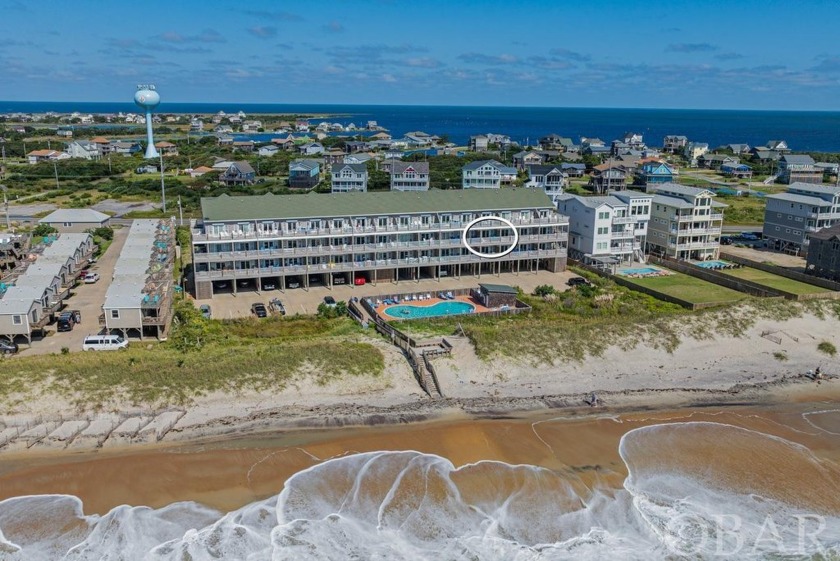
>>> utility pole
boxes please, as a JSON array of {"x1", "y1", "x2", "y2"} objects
[
  {"x1": 107, "y1": 153, "x2": 112, "y2": 174},
  {"x1": 53, "y1": 161, "x2": 60, "y2": 189},
  {"x1": 159, "y1": 152, "x2": 166, "y2": 213},
  {"x1": 1, "y1": 185, "x2": 10, "y2": 232},
  {"x1": 177, "y1": 195, "x2": 183, "y2": 226}
]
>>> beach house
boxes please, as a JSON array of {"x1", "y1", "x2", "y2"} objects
[
  {"x1": 557, "y1": 191, "x2": 652, "y2": 267},
  {"x1": 390, "y1": 161, "x2": 430, "y2": 191},
  {"x1": 805, "y1": 224, "x2": 840, "y2": 281},
  {"x1": 763, "y1": 183, "x2": 840, "y2": 254},
  {"x1": 331, "y1": 163, "x2": 368, "y2": 193},
  {"x1": 646, "y1": 183, "x2": 726, "y2": 260}
]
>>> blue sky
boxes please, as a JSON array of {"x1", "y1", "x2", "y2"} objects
[{"x1": 2, "y1": 0, "x2": 840, "y2": 109}]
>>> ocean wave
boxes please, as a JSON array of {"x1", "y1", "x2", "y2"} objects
[{"x1": 1, "y1": 422, "x2": 839, "y2": 560}]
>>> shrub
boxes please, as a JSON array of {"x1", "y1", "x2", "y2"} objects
[
  {"x1": 817, "y1": 341, "x2": 837, "y2": 356},
  {"x1": 92, "y1": 227, "x2": 113, "y2": 241},
  {"x1": 533, "y1": 284, "x2": 556, "y2": 297}
]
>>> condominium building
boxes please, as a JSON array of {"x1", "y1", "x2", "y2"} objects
[
  {"x1": 101, "y1": 219, "x2": 176, "y2": 340},
  {"x1": 190, "y1": 189, "x2": 569, "y2": 299},
  {"x1": 0, "y1": 233, "x2": 94, "y2": 344},
  {"x1": 390, "y1": 161, "x2": 430, "y2": 191},
  {"x1": 646, "y1": 183, "x2": 726, "y2": 260},
  {"x1": 556, "y1": 191, "x2": 652, "y2": 267},
  {"x1": 330, "y1": 163, "x2": 368, "y2": 192},
  {"x1": 763, "y1": 183, "x2": 840, "y2": 254}
]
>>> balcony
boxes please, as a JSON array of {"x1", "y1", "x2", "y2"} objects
[
  {"x1": 612, "y1": 216, "x2": 636, "y2": 224},
  {"x1": 192, "y1": 215, "x2": 567, "y2": 242},
  {"x1": 193, "y1": 249, "x2": 567, "y2": 280}
]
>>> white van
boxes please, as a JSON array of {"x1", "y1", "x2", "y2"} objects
[{"x1": 82, "y1": 334, "x2": 129, "y2": 351}]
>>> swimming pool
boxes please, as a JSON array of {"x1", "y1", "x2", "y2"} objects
[
  {"x1": 619, "y1": 267, "x2": 661, "y2": 276},
  {"x1": 383, "y1": 301, "x2": 475, "y2": 319},
  {"x1": 695, "y1": 260, "x2": 731, "y2": 269}
]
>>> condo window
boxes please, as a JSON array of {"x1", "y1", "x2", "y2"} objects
[
  {"x1": 12, "y1": 315, "x2": 22, "y2": 325},
  {"x1": 441, "y1": 214, "x2": 451, "y2": 223},
  {"x1": 333, "y1": 220, "x2": 342, "y2": 229},
  {"x1": 111, "y1": 310, "x2": 120, "y2": 319},
  {"x1": 400, "y1": 216, "x2": 409, "y2": 226}
]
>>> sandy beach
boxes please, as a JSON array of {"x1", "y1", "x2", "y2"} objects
[{"x1": 0, "y1": 308, "x2": 837, "y2": 459}]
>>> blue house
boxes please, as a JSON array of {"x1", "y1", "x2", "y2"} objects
[
  {"x1": 635, "y1": 161, "x2": 675, "y2": 189},
  {"x1": 289, "y1": 159, "x2": 321, "y2": 189},
  {"x1": 720, "y1": 162, "x2": 752, "y2": 179}
]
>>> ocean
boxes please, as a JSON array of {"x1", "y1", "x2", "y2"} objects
[
  {"x1": 2, "y1": 102, "x2": 840, "y2": 152},
  {"x1": 1, "y1": 404, "x2": 839, "y2": 559}
]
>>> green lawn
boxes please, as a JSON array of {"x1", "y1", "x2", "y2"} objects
[
  {"x1": 722, "y1": 266, "x2": 832, "y2": 295},
  {"x1": 623, "y1": 270, "x2": 747, "y2": 305}
]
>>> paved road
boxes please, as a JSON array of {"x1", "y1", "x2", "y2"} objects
[{"x1": 18, "y1": 227, "x2": 130, "y2": 356}]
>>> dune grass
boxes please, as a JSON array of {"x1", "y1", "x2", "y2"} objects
[{"x1": 0, "y1": 303, "x2": 384, "y2": 410}]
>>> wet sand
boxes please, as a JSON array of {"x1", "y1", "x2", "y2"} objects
[{"x1": 2, "y1": 383, "x2": 839, "y2": 516}]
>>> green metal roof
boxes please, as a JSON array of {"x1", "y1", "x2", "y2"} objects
[
  {"x1": 479, "y1": 283, "x2": 518, "y2": 294},
  {"x1": 201, "y1": 189, "x2": 557, "y2": 221}
]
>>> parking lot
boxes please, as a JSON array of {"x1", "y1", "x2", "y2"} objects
[
  {"x1": 194, "y1": 269, "x2": 579, "y2": 319},
  {"x1": 16, "y1": 227, "x2": 130, "y2": 356}
]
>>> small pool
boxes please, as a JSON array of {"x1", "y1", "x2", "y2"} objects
[
  {"x1": 695, "y1": 260, "x2": 731, "y2": 269},
  {"x1": 383, "y1": 301, "x2": 475, "y2": 319},
  {"x1": 619, "y1": 267, "x2": 661, "y2": 276}
]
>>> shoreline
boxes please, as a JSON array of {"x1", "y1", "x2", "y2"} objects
[
  {"x1": 2, "y1": 308, "x2": 839, "y2": 458},
  {"x1": 0, "y1": 373, "x2": 833, "y2": 463}
]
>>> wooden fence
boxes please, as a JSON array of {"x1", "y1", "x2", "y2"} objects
[
  {"x1": 573, "y1": 261, "x2": 734, "y2": 311},
  {"x1": 722, "y1": 252, "x2": 840, "y2": 292},
  {"x1": 647, "y1": 256, "x2": 788, "y2": 299}
]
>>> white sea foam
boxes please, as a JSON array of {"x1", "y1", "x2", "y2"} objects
[{"x1": 1, "y1": 422, "x2": 838, "y2": 560}]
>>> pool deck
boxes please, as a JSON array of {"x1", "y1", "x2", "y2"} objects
[{"x1": 375, "y1": 295, "x2": 491, "y2": 319}]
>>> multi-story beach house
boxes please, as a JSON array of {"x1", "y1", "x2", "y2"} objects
[
  {"x1": 525, "y1": 165, "x2": 567, "y2": 201},
  {"x1": 777, "y1": 154, "x2": 822, "y2": 185},
  {"x1": 330, "y1": 163, "x2": 368, "y2": 192},
  {"x1": 646, "y1": 183, "x2": 726, "y2": 260},
  {"x1": 663, "y1": 135, "x2": 688, "y2": 154},
  {"x1": 805, "y1": 224, "x2": 840, "y2": 281},
  {"x1": 462, "y1": 160, "x2": 507, "y2": 189},
  {"x1": 390, "y1": 161, "x2": 430, "y2": 191},
  {"x1": 763, "y1": 183, "x2": 840, "y2": 254},
  {"x1": 557, "y1": 191, "x2": 652, "y2": 267},
  {"x1": 589, "y1": 164, "x2": 628, "y2": 194},
  {"x1": 190, "y1": 189, "x2": 569, "y2": 298},
  {"x1": 635, "y1": 161, "x2": 676, "y2": 189},
  {"x1": 288, "y1": 159, "x2": 321, "y2": 189}
]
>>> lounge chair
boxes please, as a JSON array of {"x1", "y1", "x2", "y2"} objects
[
  {"x1": 447, "y1": 291, "x2": 454, "y2": 299},
  {"x1": 426, "y1": 293, "x2": 432, "y2": 300},
  {"x1": 438, "y1": 292, "x2": 447, "y2": 300}
]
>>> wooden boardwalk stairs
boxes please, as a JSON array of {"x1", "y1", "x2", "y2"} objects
[{"x1": 349, "y1": 298, "x2": 449, "y2": 398}]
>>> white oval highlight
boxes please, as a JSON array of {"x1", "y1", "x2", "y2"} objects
[{"x1": 461, "y1": 215, "x2": 519, "y2": 259}]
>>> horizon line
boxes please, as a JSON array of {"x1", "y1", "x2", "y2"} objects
[{"x1": 2, "y1": 100, "x2": 840, "y2": 114}]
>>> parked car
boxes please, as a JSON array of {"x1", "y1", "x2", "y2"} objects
[
  {"x1": 0, "y1": 340, "x2": 19, "y2": 355},
  {"x1": 57, "y1": 311, "x2": 77, "y2": 332},
  {"x1": 82, "y1": 334, "x2": 129, "y2": 351},
  {"x1": 323, "y1": 296, "x2": 336, "y2": 307},
  {"x1": 720, "y1": 236, "x2": 733, "y2": 245},
  {"x1": 287, "y1": 281, "x2": 301, "y2": 289},
  {"x1": 84, "y1": 272, "x2": 100, "y2": 284},
  {"x1": 567, "y1": 276, "x2": 591, "y2": 287},
  {"x1": 269, "y1": 298, "x2": 286, "y2": 315},
  {"x1": 740, "y1": 232, "x2": 759, "y2": 241},
  {"x1": 262, "y1": 281, "x2": 277, "y2": 290},
  {"x1": 332, "y1": 276, "x2": 346, "y2": 285},
  {"x1": 353, "y1": 277, "x2": 366, "y2": 286},
  {"x1": 199, "y1": 304, "x2": 211, "y2": 319},
  {"x1": 251, "y1": 302, "x2": 268, "y2": 318}
]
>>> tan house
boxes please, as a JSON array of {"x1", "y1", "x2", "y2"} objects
[{"x1": 39, "y1": 209, "x2": 111, "y2": 233}]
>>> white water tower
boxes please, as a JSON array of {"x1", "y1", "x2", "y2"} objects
[{"x1": 134, "y1": 84, "x2": 160, "y2": 158}]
